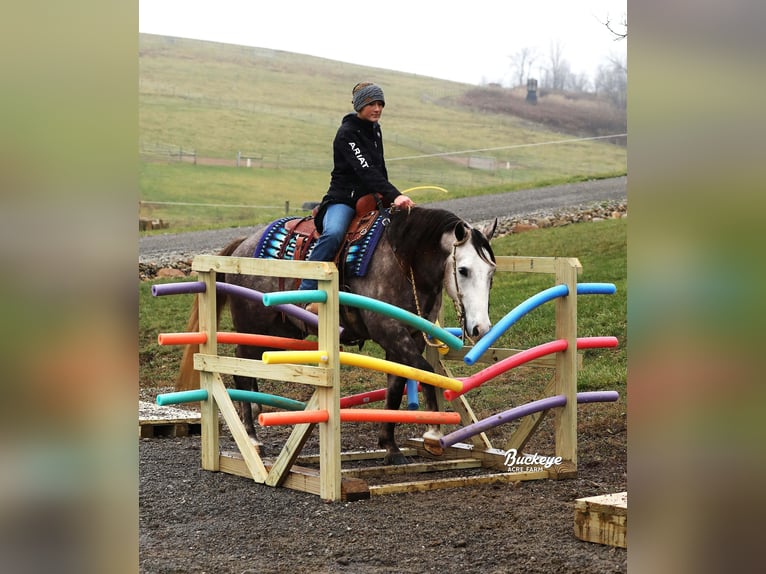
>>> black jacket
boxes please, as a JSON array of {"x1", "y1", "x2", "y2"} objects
[{"x1": 321, "y1": 113, "x2": 401, "y2": 208}]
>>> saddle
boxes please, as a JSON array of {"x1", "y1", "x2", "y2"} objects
[{"x1": 281, "y1": 193, "x2": 387, "y2": 267}]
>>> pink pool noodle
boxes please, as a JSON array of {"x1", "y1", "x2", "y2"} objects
[{"x1": 443, "y1": 336, "x2": 618, "y2": 401}]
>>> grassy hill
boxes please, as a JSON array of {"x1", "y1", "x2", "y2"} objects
[{"x1": 139, "y1": 33, "x2": 627, "y2": 232}]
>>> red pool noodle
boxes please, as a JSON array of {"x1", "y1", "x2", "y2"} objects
[
  {"x1": 444, "y1": 336, "x2": 619, "y2": 401},
  {"x1": 339, "y1": 409, "x2": 460, "y2": 425},
  {"x1": 157, "y1": 331, "x2": 318, "y2": 350},
  {"x1": 339, "y1": 388, "x2": 388, "y2": 408},
  {"x1": 258, "y1": 408, "x2": 460, "y2": 427},
  {"x1": 158, "y1": 332, "x2": 207, "y2": 345}
]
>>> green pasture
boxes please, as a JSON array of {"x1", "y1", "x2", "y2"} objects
[{"x1": 139, "y1": 34, "x2": 627, "y2": 233}]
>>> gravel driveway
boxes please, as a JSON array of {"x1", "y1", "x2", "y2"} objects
[{"x1": 139, "y1": 177, "x2": 626, "y2": 265}]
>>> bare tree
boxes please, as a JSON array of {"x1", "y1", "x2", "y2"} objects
[
  {"x1": 566, "y1": 72, "x2": 591, "y2": 93},
  {"x1": 508, "y1": 47, "x2": 538, "y2": 88},
  {"x1": 603, "y1": 13, "x2": 627, "y2": 40},
  {"x1": 542, "y1": 40, "x2": 570, "y2": 91},
  {"x1": 594, "y1": 53, "x2": 627, "y2": 108}
]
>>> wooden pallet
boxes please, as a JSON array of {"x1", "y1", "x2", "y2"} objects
[
  {"x1": 139, "y1": 416, "x2": 203, "y2": 438},
  {"x1": 574, "y1": 491, "x2": 627, "y2": 548}
]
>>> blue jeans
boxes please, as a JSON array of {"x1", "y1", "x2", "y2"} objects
[{"x1": 299, "y1": 202, "x2": 356, "y2": 290}]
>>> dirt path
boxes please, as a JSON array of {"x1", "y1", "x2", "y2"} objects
[{"x1": 140, "y1": 411, "x2": 626, "y2": 573}]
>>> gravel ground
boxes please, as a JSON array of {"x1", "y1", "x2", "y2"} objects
[
  {"x1": 139, "y1": 177, "x2": 627, "y2": 573},
  {"x1": 139, "y1": 177, "x2": 626, "y2": 266}
]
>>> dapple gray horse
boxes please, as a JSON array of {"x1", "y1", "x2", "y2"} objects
[{"x1": 178, "y1": 206, "x2": 496, "y2": 464}]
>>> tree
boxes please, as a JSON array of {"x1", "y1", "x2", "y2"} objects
[
  {"x1": 542, "y1": 40, "x2": 570, "y2": 91},
  {"x1": 508, "y1": 47, "x2": 538, "y2": 88},
  {"x1": 594, "y1": 54, "x2": 627, "y2": 109},
  {"x1": 603, "y1": 13, "x2": 627, "y2": 40}
]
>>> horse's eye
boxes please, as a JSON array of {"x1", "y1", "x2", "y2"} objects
[{"x1": 458, "y1": 267, "x2": 469, "y2": 277}]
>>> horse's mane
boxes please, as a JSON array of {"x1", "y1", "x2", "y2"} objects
[{"x1": 385, "y1": 206, "x2": 494, "y2": 271}]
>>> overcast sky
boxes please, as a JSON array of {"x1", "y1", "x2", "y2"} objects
[{"x1": 139, "y1": 0, "x2": 627, "y2": 86}]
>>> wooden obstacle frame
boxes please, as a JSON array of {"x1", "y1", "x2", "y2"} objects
[{"x1": 183, "y1": 254, "x2": 590, "y2": 501}]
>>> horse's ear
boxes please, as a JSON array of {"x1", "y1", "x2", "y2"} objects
[
  {"x1": 453, "y1": 221, "x2": 470, "y2": 244},
  {"x1": 477, "y1": 218, "x2": 498, "y2": 241}
]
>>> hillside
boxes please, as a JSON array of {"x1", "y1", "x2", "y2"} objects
[{"x1": 139, "y1": 34, "x2": 627, "y2": 232}]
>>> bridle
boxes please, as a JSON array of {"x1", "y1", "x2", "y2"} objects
[
  {"x1": 404, "y1": 232, "x2": 475, "y2": 350},
  {"x1": 385, "y1": 208, "x2": 489, "y2": 349}
]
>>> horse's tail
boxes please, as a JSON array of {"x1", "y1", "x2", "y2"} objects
[{"x1": 175, "y1": 237, "x2": 248, "y2": 391}]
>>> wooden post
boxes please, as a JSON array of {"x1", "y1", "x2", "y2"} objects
[
  {"x1": 317, "y1": 264, "x2": 342, "y2": 501},
  {"x1": 197, "y1": 269, "x2": 220, "y2": 471},
  {"x1": 553, "y1": 258, "x2": 581, "y2": 468}
]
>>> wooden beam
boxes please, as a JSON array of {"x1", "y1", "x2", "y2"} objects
[
  {"x1": 574, "y1": 492, "x2": 627, "y2": 548},
  {"x1": 504, "y1": 378, "x2": 557, "y2": 452},
  {"x1": 342, "y1": 458, "x2": 482, "y2": 479},
  {"x1": 194, "y1": 354, "x2": 333, "y2": 387},
  {"x1": 369, "y1": 470, "x2": 549, "y2": 496},
  {"x1": 209, "y1": 373, "x2": 268, "y2": 482},
  {"x1": 265, "y1": 392, "x2": 320, "y2": 487},
  {"x1": 220, "y1": 452, "x2": 370, "y2": 501},
  {"x1": 192, "y1": 255, "x2": 336, "y2": 281}
]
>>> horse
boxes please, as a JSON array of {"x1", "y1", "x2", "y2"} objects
[{"x1": 177, "y1": 205, "x2": 497, "y2": 465}]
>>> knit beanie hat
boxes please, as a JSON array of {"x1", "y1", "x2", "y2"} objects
[{"x1": 352, "y1": 82, "x2": 385, "y2": 112}]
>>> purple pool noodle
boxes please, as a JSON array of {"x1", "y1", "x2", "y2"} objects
[
  {"x1": 439, "y1": 390, "x2": 619, "y2": 448},
  {"x1": 575, "y1": 390, "x2": 619, "y2": 404},
  {"x1": 214, "y1": 282, "x2": 321, "y2": 331},
  {"x1": 151, "y1": 281, "x2": 206, "y2": 296}
]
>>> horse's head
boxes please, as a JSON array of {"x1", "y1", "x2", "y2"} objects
[{"x1": 443, "y1": 219, "x2": 497, "y2": 341}]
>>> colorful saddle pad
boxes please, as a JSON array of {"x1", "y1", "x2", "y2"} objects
[{"x1": 252, "y1": 211, "x2": 388, "y2": 278}]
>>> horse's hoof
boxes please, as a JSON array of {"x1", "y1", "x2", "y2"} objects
[
  {"x1": 423, "y1": 437, "x2": 444, "y2": 457},
  {"x1": 383, "y1": 452, "x2": 409, "y2": 466}
]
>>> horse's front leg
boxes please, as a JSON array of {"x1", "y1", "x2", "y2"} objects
[
  {"x1": 420, "y1": 382, "x2": 444, "y2": 456},
  {"x1": 378, "y1": 375, "x2": 409, "y2": 465},
  {"x1": 232, "y1": 373, "x2": 263, "y2": 454}
]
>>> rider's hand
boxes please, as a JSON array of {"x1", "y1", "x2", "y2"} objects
[{"x1": 393, "y1": 194, "x2": 415, "y2": 209}]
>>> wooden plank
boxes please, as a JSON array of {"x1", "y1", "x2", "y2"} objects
[
  {"x1": 574, "y1": 492, "x2": 627, "y2": 548},
  {"x1": 198, "y1": 270, "x2": 220, "y2": 471},
  {"x1": 431, "y1": 353, "x2": 493, "y2": 450},
  {"x1": 369, "y1": 470, "x2": 549, "y2": 496},
  {"x1": 192, "y1": 255, "x2": 335, "y2": 281},
  {"x1": 505, "y1": 378, "x2": 557, "y2": 452},
  {"x1": 194, "y1": 354, "x2": 332, "y2": 387},
  {"x1": 298, "y1": 448, "x2": 418, "y2": 465},
  {"x1": 554, "y1": 258, "x2": 580, "y2": 466},
  {"x1": 450, "y1": 394, "x2": 493, "y2": 450},
  {"x1": 316, "y1": 271, "x2": 342, "y2": 501},
  {"x1": 265, "y1": 392, "x2": 320, "y2": 488},
  {"x1": 405, "y1": 439, "x2": 509, "y2": 470},
  {"x1": 139, "y1": 421, "x2": 201, "y2": 438},
  {"x1": 219, "y1": 452, "x2": 369, "y2": 501},
  {"x1": 495, "y1": 256, "x2": 558, "y2": 274},
  {"x1": 342, "y1": 458, "x2": 483, "y2": 479},
  {"x1": 209, "y1": 373, "x2": 268, "y2": 482}
]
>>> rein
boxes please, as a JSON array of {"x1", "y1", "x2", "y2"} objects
[
  {"x1": 449, "y1": 232, "x2": 474, "y2": 346},
  {"x1": 393, "y1": 236, "x2": 473, "y2": 349}
]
